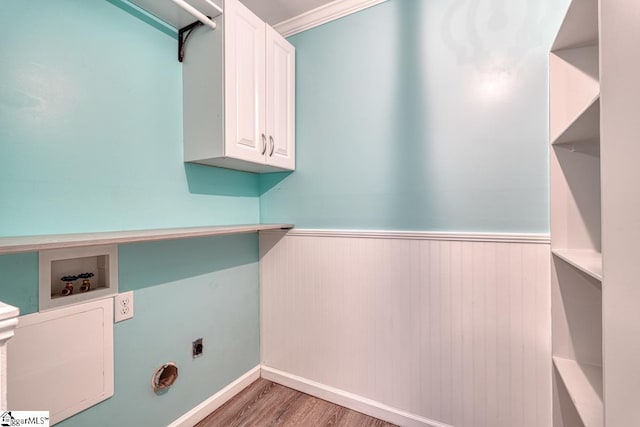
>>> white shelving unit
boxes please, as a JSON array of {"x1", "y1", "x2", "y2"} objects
[
  {"x1": 549, "y1": 0, "x2": 640, "y2": 424},
  {"x1": 550, "y1": 0, "x2": 603, "y2": 426}
]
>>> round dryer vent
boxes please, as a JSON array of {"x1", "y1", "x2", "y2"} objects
[{"x1": 152, "y1": 362, "x2": 179, "y2": 393}]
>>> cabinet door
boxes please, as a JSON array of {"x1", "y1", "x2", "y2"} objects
[
  {"x1": 224, "y1": 0, "x2": 266, "y2": 164},
  {"x1": 265, "y1": 26, "x2": 295, "y2": 170}
]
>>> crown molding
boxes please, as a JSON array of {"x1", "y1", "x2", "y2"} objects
[{"x1": 274, "y1": 0, "x2": 389, "y2": 37}]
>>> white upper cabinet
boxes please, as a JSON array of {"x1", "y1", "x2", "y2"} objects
[
  {"x1": 181, "y1": 0, "x2": 295, "y2": 173},
  {"x1": 127, "y1": 0, "x2": 295, "y2": 173}
]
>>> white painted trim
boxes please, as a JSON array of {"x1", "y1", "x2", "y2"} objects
[
  {"x1": 261, "y1": 366, "x2": 453, "y2": 427},
  {"x1": 169, "y1": 365, "x2": 261, "y2": 427},
  {"x1": 263, "y1": 228, "x2": 551, "y2": 244},
  {"x1": 0, "y1": 302, "x2": 19, "y2": 410},
  {"x1": 273, "y1": 0, "x2": 389, "y2": 37}
]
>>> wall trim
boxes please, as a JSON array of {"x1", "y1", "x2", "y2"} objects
[
  {"x1": 263, "y1": 228, "x2": 550, "y2": 244},
  {"x1": 0, "y1": 302, "x2": 20, "y2": 411},
  {"x1": 273, "y1": 0, "x2": 389, "y2": 37},
  {"x1": 261, "y1": 366, "x2": 453, "y2": 427},
  {"x1": 168, "y1": 365, "x2": 260, "y2": 427}
]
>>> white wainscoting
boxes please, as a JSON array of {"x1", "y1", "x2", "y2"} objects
[{"x1": 260, "y1": 230, "x2": 551, "y2": 427}]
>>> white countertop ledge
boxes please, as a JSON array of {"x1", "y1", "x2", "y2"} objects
[{"x1": 0, "y1": 224, "x2": 294, "y2": 255}]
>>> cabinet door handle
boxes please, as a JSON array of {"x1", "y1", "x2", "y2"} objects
[
  {"x1": 261, "y1": 134, "x2": 267, "y2": 155},
  {"x1": 269, "y1": 136, "x2": 275, "y2": 156}
]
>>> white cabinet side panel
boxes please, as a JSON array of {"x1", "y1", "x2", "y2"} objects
[
  {"x1": 600, "y1": 1, "x2": 640, "y2": 425},
  {"x1": 260, "y1": 233, "x2": 551, "y2": 427},
  {"x1": 7, "y1": 299, "x2": 114, "y2": 425},
  {"x1": 183, "y1": 21, "x2": 225, "y2": 162}
]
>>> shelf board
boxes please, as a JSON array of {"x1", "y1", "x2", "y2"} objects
[
  {"x1": 552, "y1": 0, "x2": 599, "y2": 51},
  {"x1": 553, "y1": 356, "x2": 603, "y2": 427},
  {"x1": 552, "y1": 249, "x2": 602, "y2": 281},
  {"x1": 0, "y1": 224, "x2": 293, "y2": 255},
  {"x1": 129, "y1": 0, "x2": 222, "y2": 30}
]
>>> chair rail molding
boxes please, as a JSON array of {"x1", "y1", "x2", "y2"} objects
[
  {"x1": 263, "y1": 228, "x2": 550, "y2": 244},
  {"x1": 0, "y1": 302, "x2": 19, "y2": 410}
]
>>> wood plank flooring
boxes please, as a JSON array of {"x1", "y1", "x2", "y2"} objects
[{"x1": 196, "y1": 379, "x2": 397, "y2": 426}]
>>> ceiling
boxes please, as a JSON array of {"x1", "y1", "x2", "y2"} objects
[{"x1": 239, "y1": 0, "x2": 336, "y2": 25}]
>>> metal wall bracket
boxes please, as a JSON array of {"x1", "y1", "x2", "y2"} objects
[{"x1": 178, "y1": 20, "x2": 205, "y2": 63}]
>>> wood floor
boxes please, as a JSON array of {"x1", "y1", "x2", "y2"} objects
[{"x1": 196, "y1": 378, "x2": 397, "y2": 427}]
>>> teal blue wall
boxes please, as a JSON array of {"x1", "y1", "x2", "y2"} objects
[
  {"x1": 260, "y1": 0, "x2": 569, "y2": 233},
  {"x1": 0, "y1": 1, "x2": 261, "y2": 426},
  {"x1": 60, "y1": 235, "x2": 260, "y2": 427},
  {"x1": 0, "y1": 0, "x2": 259, "y2": 237},
  {"x1": 0, "y1": 235, "x2": 260, "y2": 427},
  {"x1": 0, "y1": 253, "x2": 38, "y2": 315},
  {"x1": 1, "y1": 0, "x2": 570, "y2": 424}
]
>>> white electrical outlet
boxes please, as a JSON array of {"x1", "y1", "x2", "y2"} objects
[{"x1": 114, "y1": 291, "x2": 134, "y2": 322}]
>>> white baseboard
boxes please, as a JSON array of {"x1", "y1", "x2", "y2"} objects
[
  {"x1": 168, "y1": 365, "x2": 261, "y2": 427},
  {"x1": 170, "y1": 364, "x2": 453, "y2": 427},
  {"x1": 261, "y1": 366, "x2": 453, "y2": 427}
]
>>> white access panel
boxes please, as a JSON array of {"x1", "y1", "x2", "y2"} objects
[{"x1": 7, "y1": 299, "x2": 114, "y2": 425}]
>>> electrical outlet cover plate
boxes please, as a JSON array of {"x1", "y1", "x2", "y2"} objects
[{"x1": 114, "y1": 291, "x2": 134, "y2": 322}]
